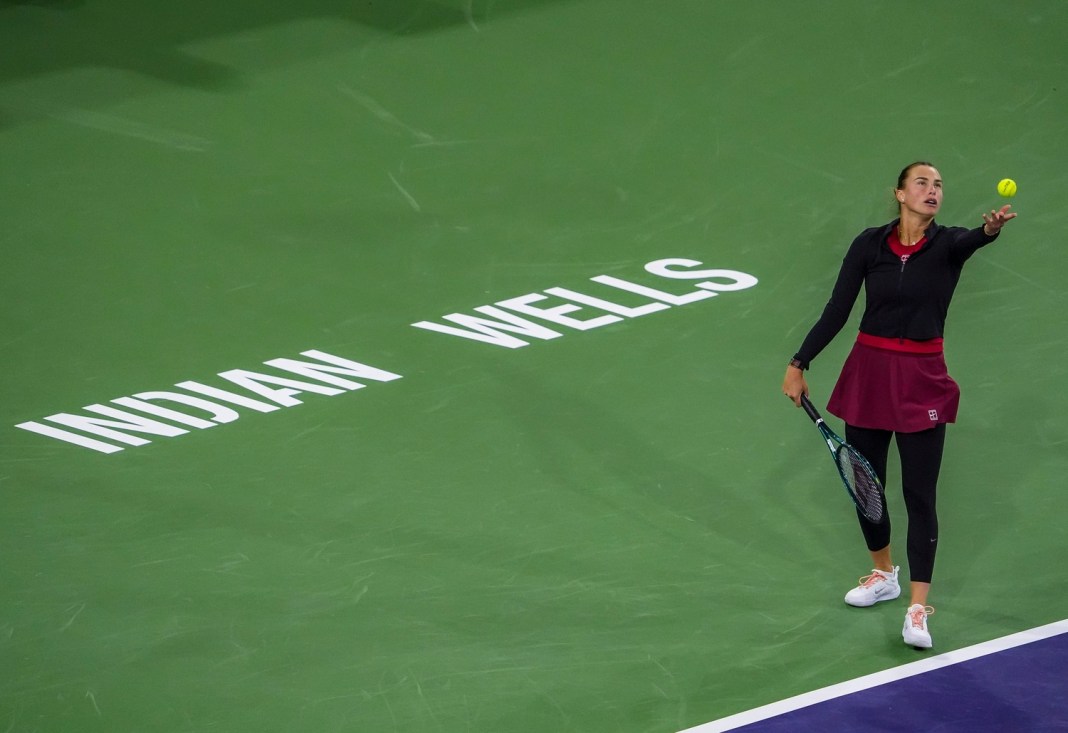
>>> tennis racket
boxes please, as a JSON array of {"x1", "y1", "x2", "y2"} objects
[{"x1": 799, "y1": 394, "x2": 886, "y2": 523}]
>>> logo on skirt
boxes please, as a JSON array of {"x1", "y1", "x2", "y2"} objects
[{"x1": 928, "y1": 410, "x2": 938, "y2": 421}]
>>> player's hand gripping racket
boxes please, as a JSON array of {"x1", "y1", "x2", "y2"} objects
[{"x1": 799, "y1": 394, "x2": 886, "y2": 523}]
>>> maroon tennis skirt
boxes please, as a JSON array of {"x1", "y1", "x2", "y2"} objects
[{"x1": 827, "y1": 341, "x2": 960, "y2": 433}]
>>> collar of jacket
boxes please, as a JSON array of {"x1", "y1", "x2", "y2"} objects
[{"x1": 882, "y1": 218, "x2": 942, "y2": 242}]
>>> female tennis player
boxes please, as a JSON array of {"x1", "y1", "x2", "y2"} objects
[{"x1": 782, "y1": 162, "x2": 1016, "y2": 648}]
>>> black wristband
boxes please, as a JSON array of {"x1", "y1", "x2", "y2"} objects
[{"x1": 788, "y1": 356, "x2": 807, "y2": 371}]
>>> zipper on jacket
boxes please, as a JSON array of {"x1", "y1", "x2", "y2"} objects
[{"x1": 897, "y1": 255, "x2": 908, "y2": 340}]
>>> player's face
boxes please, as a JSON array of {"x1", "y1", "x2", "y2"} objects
[{"x1": 897, "y1": 165, "x2": 943, "y2": 216}]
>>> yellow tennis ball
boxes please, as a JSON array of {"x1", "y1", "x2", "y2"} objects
[{"x1": 997, "y1": 178, "x2": 1017, "y2": 197}]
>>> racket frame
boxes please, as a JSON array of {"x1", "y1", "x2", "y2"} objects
[{"x1": 799, "y1": 394, "x2": 886, "y2": 523}]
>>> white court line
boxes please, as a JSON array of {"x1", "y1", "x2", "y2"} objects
[{"x1": 679, "y1": 619, "x2": 1068, "y2": 733}]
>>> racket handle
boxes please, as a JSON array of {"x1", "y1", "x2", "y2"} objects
[{"x1": 799, "y1": 393, "x2": 822, "y2": 424}]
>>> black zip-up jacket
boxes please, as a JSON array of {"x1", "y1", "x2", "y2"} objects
[{"x1": 794, "y1": 219, "x2": 999, "y2": 368}]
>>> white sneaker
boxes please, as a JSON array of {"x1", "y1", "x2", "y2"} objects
[
  {"x1": 903, "y1": 604, "x2": 935, "y2": 648},
  {"x1": 843, "y1": 566, "x2": 901, "y2": 607}
]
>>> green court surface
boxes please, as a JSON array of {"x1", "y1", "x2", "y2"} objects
[{"x1": 2, "y1": 2, "x2": 1067, "y2": 731}]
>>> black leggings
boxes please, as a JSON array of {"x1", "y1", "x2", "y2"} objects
[{"x1": 844, "y1": 423, "x2": 946, "y2": 584}]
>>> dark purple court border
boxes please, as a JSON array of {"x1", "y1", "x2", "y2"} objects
[{"x1": 683, "y1": 622, "x2": 1068, "y2": 733}]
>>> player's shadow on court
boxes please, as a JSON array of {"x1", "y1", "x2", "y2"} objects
[
  {"x1": 0, "y1": 0, "x2": 564, "y2": 88},
  {"x1": 0, "y1": 0, "x2": 566, "y2": 129}
]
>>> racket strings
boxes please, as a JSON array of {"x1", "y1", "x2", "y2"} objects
[{"x1": 837, "y1": 447, "x2": 884, "y2": 522}]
